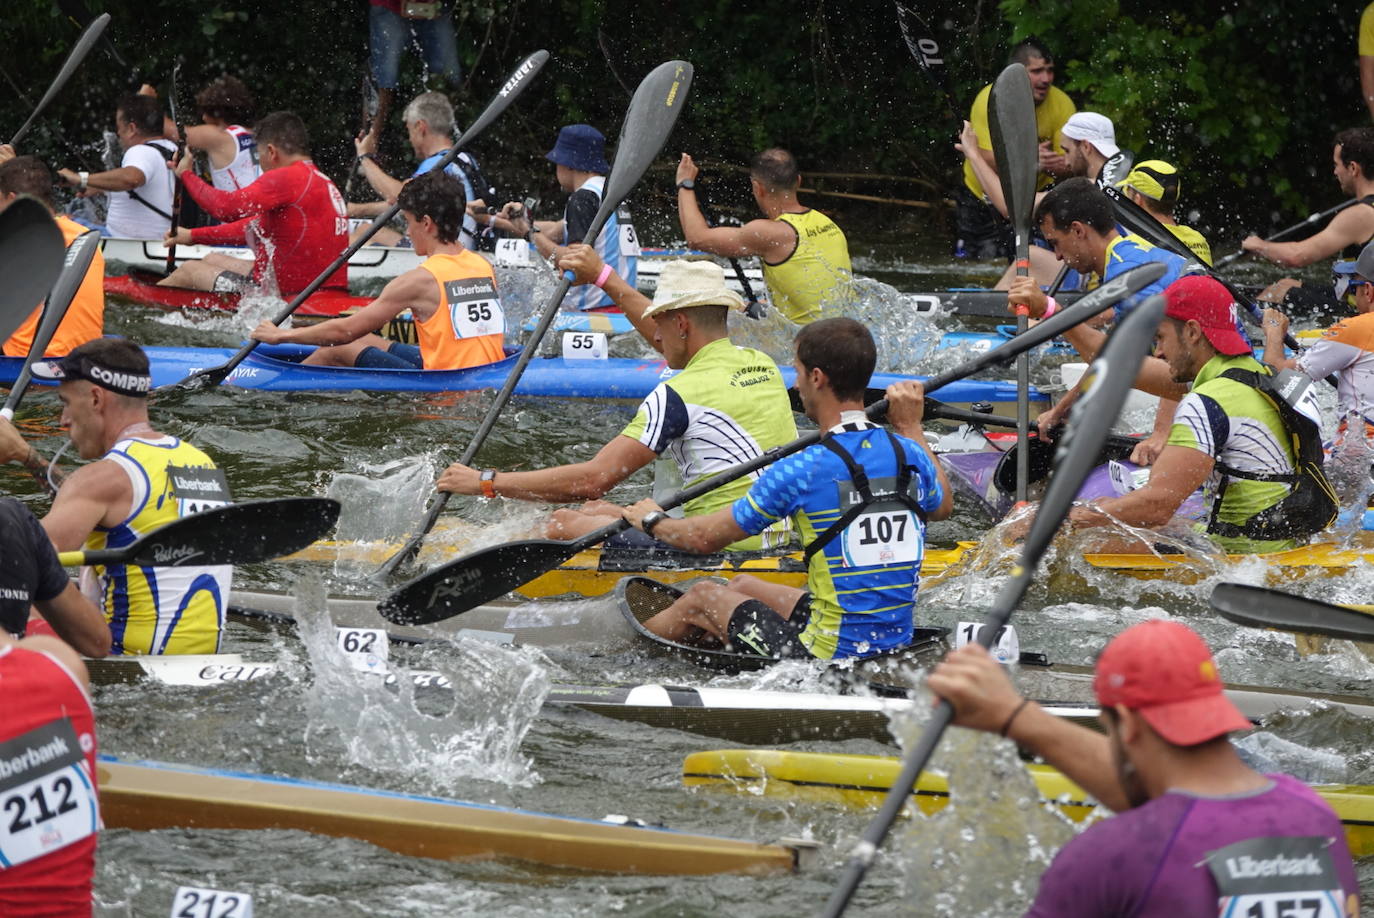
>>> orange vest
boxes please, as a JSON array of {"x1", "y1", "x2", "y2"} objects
[
  {"x1": 3, "y1": 215, "x2": 105, "y2": 358},
  {"x1": 415, "y1": 251, "x2": 505, "y2": 370}
]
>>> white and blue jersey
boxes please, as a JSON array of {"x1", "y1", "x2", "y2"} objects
[
  {"x1": 731, "y1": 418, "x2": 944, "y2": 660},
  {"x1": 563, "y1": 175, "x2": 638, "y2": 311},
  {"x1": 413, "y1": 149, "x2": 483, "y2": 250}
]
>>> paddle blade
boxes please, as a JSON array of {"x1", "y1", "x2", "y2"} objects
[
  {"x1": 594, "y1": 60, "x2": 694, "y2": 240},
  {"x1": 1, "y1": 228, "x2": 101, "y2": 419},
  {"x1": 454, "y1": 50, "x2": 550, "y2": 149},
  {"x1": 9, "y1": 12, "x2": 109, "y2": 148},
  {"x1": 60, "y1": 498, "x2": 341, "y2": 568},
  {"x1": 0, "y1": 198, "x2": 65, "y2": 343},
  {"x1": 987, "y1": 63, "x2": 1038, "y2": 261},
  {"x1": 378, "y1": 538, "x2": 584, "y2": 625},
  {"x1": 1210, "y1": 583, "x2": 1374, "y2": 643},
  {"x1": 894, "y1": 3, "x2": 959, "y2": 121}
]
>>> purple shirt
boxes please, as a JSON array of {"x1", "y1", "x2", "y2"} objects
[{"x1": 1027, "y1": 775, "x2": 1358, "y2": 917}]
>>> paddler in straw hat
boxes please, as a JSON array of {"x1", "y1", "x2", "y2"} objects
[
  {"x1": 928, "y1": 620, "x2": 1360, "y2": 916},
  {"x1": 438, "y1": 251, "x2": 798, "y2": 551},
  {"x1": 0, "y1": 338, "x2": 233, "y2": 656}
]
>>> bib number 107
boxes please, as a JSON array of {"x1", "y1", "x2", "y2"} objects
[
  {"x1": 954, "y1": 622, "x2": 1020, "y2": 664},
  {"x1": 841, "y1": 509, "x2": 920, "y2": 567}
]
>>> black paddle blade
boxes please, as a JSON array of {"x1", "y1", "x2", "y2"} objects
[
  {"x1": 599, "y1": 60, "x2": 693, "y2": 226},
  {"x1": 378, "y1": 538, "x2": 583, "y2": 625},
  {"x1": 8, "y1": 12, "x2": 109, "y2": 148},
  {"x1": 68, "y1": 498, "x2": 341, "y2": 568},
  {"x1": 0, "y1": 198, "x2": 65, "y2": 343},
  {"x1": 894, "y1": 3, "x2": 960, "y2": 122},
  {"x1": 987, "y1": 63, "x2": 1038, "y2": 260},
  {"x1": 1210, "y1": 583, "x2": 1374, "y2": 643}
]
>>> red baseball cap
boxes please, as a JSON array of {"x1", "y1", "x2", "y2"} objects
[
  {"x1": 1093, "y1": 620, "x2": 1252, "y2": 746},
  {"x1": 1162, "y1": 275, "x2": 1251, "y2": 356}
]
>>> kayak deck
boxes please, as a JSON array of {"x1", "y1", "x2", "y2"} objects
[{"x1": 99, "y1": 755, "x2": 804, "y2": 874}]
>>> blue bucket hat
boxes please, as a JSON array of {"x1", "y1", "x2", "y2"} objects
[{"x1": 546, "y1": 124, "x2": 609, "y2": 173}]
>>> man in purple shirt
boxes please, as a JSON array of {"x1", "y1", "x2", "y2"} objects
[{"x1": 928, "y1": 620, "x2": 1359, "y2": 917}]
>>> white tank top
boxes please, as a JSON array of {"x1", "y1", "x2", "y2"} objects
[{"x1": 209, "y1": 125, "x2": 261, "y2": 191}]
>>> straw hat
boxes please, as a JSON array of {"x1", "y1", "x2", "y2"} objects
[{"x1": 641, "y1": 260, "x2": 746, "y2": 318}]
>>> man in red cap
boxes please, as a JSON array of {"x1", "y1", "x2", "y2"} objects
[
  {"x1": 1012, "y1": 274, "x2": 1333, "y2": 553},
  {"x1": 928, "y1": 620, "x2": 1360, "y2": 916}
]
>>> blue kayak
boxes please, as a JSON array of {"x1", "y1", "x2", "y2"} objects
[{"x1": 4, "y1": 344, "x2": 1049, "y2": 406}]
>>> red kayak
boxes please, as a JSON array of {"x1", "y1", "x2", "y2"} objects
[{"x1": 105, "y1": 271, "x2": 372, "y2": 318}]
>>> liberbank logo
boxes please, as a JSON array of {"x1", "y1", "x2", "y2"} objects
[{"x1": 1222, "y1": 852, "x2": 1326, "y2": 880}]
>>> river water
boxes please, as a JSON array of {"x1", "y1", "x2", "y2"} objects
[{"x1": 5, "y1": 240, "x2": 1372, "y2": 916}]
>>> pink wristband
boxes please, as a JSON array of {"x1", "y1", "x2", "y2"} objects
[
  {"x1": 593, "y1": 264, "x2": 614, "y2": 288},
  {"x1": 1042, "y1": 296, "x2": 1059, "y2": 318}
]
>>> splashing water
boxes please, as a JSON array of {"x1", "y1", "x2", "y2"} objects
[{"x1": 290, "y1": 575, "x2": 549, "y2": 793}]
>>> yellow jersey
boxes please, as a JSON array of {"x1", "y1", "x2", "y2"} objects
[
  {"x1": 81, "y1": 435, "x2": 232, "y2": 655},
  {"x1": 761, "y1": 210, "x2": 855, "y2": 325},
  {"x1": 963, "y1": 84, "x2": 1076, "y2": 197},
  {"x1": 1167, "y1": 222, "x2": 1213, "y2": 266},
  {"x1": 1361, "y1": 3, "x2": 1374, "y2": 55}
]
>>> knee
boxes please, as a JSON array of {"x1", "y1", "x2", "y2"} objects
[
  {"x1": 545, "y1": 508, "x2": 579, "y2": 538},
  {"x1": 728, "y1": 574, "x2": 763, "y2": 593}
]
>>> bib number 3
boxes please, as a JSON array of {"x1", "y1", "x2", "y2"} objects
[{"x1": 841, "y1": 509, "x2": 920, "y2": 567}]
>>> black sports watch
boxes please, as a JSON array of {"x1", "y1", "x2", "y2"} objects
[
  {"x1": 640, "y1": 510, "x2": 668, "y2": 537},
  {"x1": 677, "y1": 179, "x2": 695, "y2": 191}
]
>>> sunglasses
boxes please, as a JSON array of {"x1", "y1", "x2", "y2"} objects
[{"x1": 1335, "y1": 276, "x2": 1370, "y2": 299}]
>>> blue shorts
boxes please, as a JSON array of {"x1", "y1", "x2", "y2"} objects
[
  {"x1": 355, "y1": 341, "x2": 423, "y2": 369},
  {"x1": 369, "y1": 5, "x2": 461, "y2": 91}
]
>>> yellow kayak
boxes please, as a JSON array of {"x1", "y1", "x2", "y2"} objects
[
  {"x1": 1081, "y1": 540, "x2": 1374, "y2": 585},
  {"x1": 682, "y1": 749, "x2": 1374, "y2": 857}
]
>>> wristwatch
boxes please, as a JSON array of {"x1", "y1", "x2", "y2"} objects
[
  {"x1": 479, "y1": 468, "x2": 498, "y2": 499},
  {"x1": 78, "y1": 171, "x2": 89, "y2": 190},
  {"x1": 357, "y1": 152, "x2": 376, "y2": 163},
  {"x1": 527, "y1": 224, "x2": 541, "y2": 242},
  {"x1": 677, "y1": 179, "x2": 695, "y2": 191},
  {"x1": 640, "y1": 510, "x2": 668, "y2": 537}
]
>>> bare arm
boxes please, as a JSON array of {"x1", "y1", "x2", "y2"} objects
[
  {"x1": 183, "y1": 124, "x2": 238, "y2": 169},
  {"x1": 557, "y1": 244, "x2": 659, "y2": 347},
  {"x1": 42, "y1": 462, "x2": 131, "y2": 552},
  {"x1": 358, "y1": 156, "x2": 404, "y2": 203},
  {"x1": 251, "y1": 268, "x2": 431, "y2": 345},
  {"x1": 885, "y1": 381, "x2": 955, "y2": 521},
  {"x1": 58, "y1": 165, "x2": 150, "y2": 193},
  {"x1": 620, "y1": 499, "x2": 747, "y2": 555},
  {"x1": 33, "y1": 583, "x2": 110, "y2": 658},
  {"x1": 1261, "y1": 307, "x2": 1299, "y2": 370},
  {"x1": 1241, "y1": 208, "x2": 1374, "y2": 268},
  {"x1": 437, "y1": 435, "x2": 657, "y2": 502},
  {"x1": 957, "y1": 121, "x2": 1009, "y2": 218},
  {"x1": 1362, "y1": 55, "x2": 1374, "y2": 121},
  {"x1": 1067, "y1": 444, "x2": 1213, "y2": 530}
]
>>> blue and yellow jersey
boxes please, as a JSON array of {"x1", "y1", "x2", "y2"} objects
[
  {"x1": 81, "y1": 435, "x2": 233, "y2": 655},
  {"x1": 731, "y1": 422, "x2": 944, "y2": 660},
  {"x1": 1101, "y1": 233, "x2": 1186, "y2": 318}
]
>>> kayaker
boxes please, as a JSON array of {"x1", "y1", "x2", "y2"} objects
[
  {"x1": 616, "y1": 318, "x2": 953, "y2": 661},
  {"x1": 0, "y1": 156, "x2": 106, "y2": 358},
  {"x1": 0, "y1": 338, "x2": 234, "y2": 655},
  {"x1": 0, "y1": 498, "x2": 109, "y2": 655},
  {"x1": 481, "y1": 124, "x2": 638, "y2": 311},
  {"x1": 56, "y1": 93, "x2": 177, "y2": 240},
  {"x1": 1243, "y1": 127, "x2": 1374, "y2": 313},
  {"x1": 436, "y1": 255, "x2": 798, "y2": 550},
  {"x1": 674, "y1": 148, "x2": 855, "y2": 325},
  {"x1": 0, "y1": 615, "x2": 101, "y2": 913},
  {"x1": 1059, "y1": 112, "x2": 1133, "y2": 188},
  {"x1": 249, "y1": 169, "x2": 503, "y2": 370},
  {"x1": 1009, "y1": 275, "x2": 1338, "y2": 554},
  {"x1": 927, "y1": 620, "x2": 1360, "y2": 916},
  {"x1": 1010, "y1": 176, "x2": 1188, "y2": 464},
  {"x1": 185, "y1": 75, "x2": 261, "y2": 192},
  {"x1": 1262, "y1": 239, "x2": 1374, "y2": 450},
  {"x1": 158, "y1": 112, "x2": 348, "y2": 296},
  {"x1": 1117, "y1": 160, "x2": 1212, "y2": 265},
  {"x1": 955, "y1": 38, "x2": 1076, "y2": 261},
  {"x1": 349, "y1": 90, "x2": 491, "y2": 251}
]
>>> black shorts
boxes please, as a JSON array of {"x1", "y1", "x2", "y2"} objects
[
  {"x1": 953, "y1": 186, "x2": 1013, "y2": 260},
  {"x1": 727, "y1": 593, "x2": 811, "y2": 658}
]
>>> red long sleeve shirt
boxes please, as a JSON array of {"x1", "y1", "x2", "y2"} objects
[{"x1": 185, "y1": 159, "x2": 349, "y2": 292}]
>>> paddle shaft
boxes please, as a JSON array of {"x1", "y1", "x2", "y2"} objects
[
  {"x1": 176, "y1": 50, "x2": 550, "y2": 390},
  {"x1": 1214, "y1": 196, "x2": 1374, "y2": 269},
  {"x1": 343, "y1": 74, "x2": 379, "y2": 203},
  {"x1": 164, "y1": 62, "x2": 184, "y2": 277},
  {"x1": 9, "y1": 13, "x2": 109, "y2": 148},
  {"x1": 696, "y1": 192, "x2": 763, "y2": 315},
  {"x1": 377, "y1": 58, "x2": 693, "y2": 576},
  {"x1": 822, "y1": 293, "x2": 1166, "y2": 917},
  {"x1": 1, "y1": 229, "x2": 100, "y2": 420}
]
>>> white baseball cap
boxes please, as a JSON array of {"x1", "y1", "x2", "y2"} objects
[{"x1": 1061, "y1": 112, "x2": 1119, "y2": 158}]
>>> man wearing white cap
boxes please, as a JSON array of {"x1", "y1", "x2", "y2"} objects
[
  {"x1": 1060, "y1": 111, "x2": 1133, "y2": 188},
  {"x1": 438, "y1": 250, "x2": 797, "y2": 550}
]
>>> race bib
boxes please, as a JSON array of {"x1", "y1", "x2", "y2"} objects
[
  {"x1": 1107, "y1": 459, "x2": 1148, "y2": 496},
  {"x1": 1205, "y1": 836, "x2": 1345, "y2": 918},
  {"x1": 168, "y1": 466, "x2": 232, "y2": 516},
  {"x1": 619, "y1": 221, "x2": 641, "y2": 257},
  {"x1": 444, "y1": 278, "x2": 504, "y2": 339},
  {"x1": 0, "y1": 719, "x2": 98, "y2": 869},
  {"x1": 171, "y1": 887, "x2": 254, "y2": 918},
  {"x1": 953, "y1": 621, "x2": 1020, "y2": 664}
]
